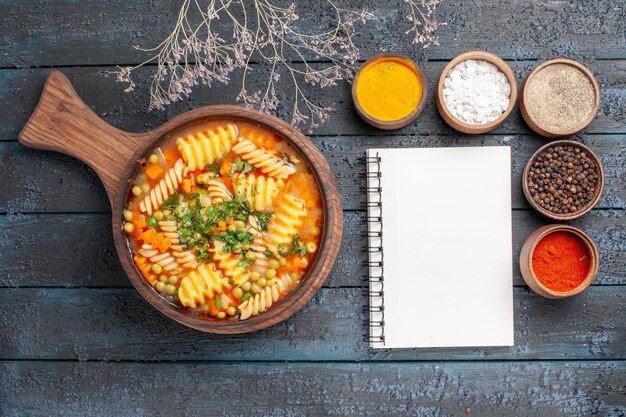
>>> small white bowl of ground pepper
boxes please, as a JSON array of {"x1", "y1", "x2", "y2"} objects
[
  {"x1": 522, "y1": 140, "x2": 604, "y2": 220},
  {"x1": 520, "y1": 58, "x2": 600, "y2": 138}
]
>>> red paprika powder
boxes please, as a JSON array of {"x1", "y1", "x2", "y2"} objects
[{"x1": 531, "y1": 231, "x2": 590, "y2": 292}]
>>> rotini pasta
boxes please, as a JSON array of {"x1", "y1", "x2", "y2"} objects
[
  {"x1": 125, "y1": 120, "x2": 322, "y2": 320},
  {"x1": 138, "y1": 244, "x2": 183, "y2": 274},
  {"x1": 238, "y1": 274, "x2": 294, "y2": 320},
  {"x1": 177, "y1": 124, "x2": 238, "y2": 171},
  {"x1": 207, "y1": 179, "x2": 232, "y2": 204},
  {"x1": 158, "y1": 220, "x2": 198, "y2": 269},
  {"x1": 211, "y1": 241, "x2": 250, "y2": 287},
  {"x1": 233, "y1": 173, "x2": 284, "y2": 212},
  {"x1": 266, "y1": 192, "x2": 308, "y2": 255},
  {"x1": 139, "y1": 159, "x2": 188, "y2": 214},
  {"x1": 232, "y1": 138, "x2": 296, "y2": 179},
  {"x1": 178, "y1": 263, "x2": 228, "y2": 309},
  {"x1": 247, "y1": 215, "x2": 269, "y2": 275}
]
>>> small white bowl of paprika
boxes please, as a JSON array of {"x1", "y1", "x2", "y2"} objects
[{"x1": 352, "y1": 54, "x2": 427, "y2": 130}]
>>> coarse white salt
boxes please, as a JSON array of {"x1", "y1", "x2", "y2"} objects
[{"x1": 442, "y1": 59, "x2": 511, "y2": 125}]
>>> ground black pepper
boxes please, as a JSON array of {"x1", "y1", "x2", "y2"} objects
[{"x1": 527, "y1": 144, "x2": 599, "y2": 215}]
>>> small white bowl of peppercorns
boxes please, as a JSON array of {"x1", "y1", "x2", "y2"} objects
[{"x1": 522, "y1": 140, "x2": 604, "y2": 220}]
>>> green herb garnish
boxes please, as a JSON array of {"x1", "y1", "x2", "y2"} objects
[
  {"x1": 230, "y1": 158, "x2": 253, "y2": 176},
  {"x1": 291, "y1": 234, "x2": 308, "y2": 256},
  {"x1": 216, "y1": 229, "x2": 254, "y2": 253},
  {"x1": 215, "y1": 297, "x2": 222, "y2": 308},
  {"x1": 254, "y1": 212, "x2": 273, "y2": 231},
  {"x1": 238, "y1": 258, "x2": 254, "y2": 268},
  {"x1": 162, "y1": 194, "x2": 179, "y2": 209},
  {"x1": 206, "y1": 163, "x2": 220, "y2": 176},
  {"x1": 241, "y1": 292, "x2": 253, "y2": 302}
]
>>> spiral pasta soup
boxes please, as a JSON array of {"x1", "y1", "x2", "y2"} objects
[{"x1": 123, "y1": 120, "x2": 323, "y2": 320}]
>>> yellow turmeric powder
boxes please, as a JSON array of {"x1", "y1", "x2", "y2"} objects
[{"x1": 356, "y1": 58, "x2": 422, "y2": 121}]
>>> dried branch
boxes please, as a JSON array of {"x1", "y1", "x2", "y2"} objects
[
  {"x1": 108, "y1": 0, "x2": 371, "y2": 131},
  {"x1": 404, "y1": 0, "x2": 446, "y2": 48}
]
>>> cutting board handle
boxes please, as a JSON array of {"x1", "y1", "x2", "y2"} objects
[{"x1": 18, "y1": 71, "x2": 147, "y2": 204}]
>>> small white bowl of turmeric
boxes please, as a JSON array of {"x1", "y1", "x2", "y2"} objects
[{"x1": 352, "y1": 54, "x2": 427, "y2": 130}]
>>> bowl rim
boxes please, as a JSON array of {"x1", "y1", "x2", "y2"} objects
[
  {"x1": 351, "y1": 53, "x2": 428, "y2": 130},
  {"x1": 112, "y1": 105, "x2": 343, "y2": 334},
  {"x1": 521, "y1": 139, "x2": 605, "y2": 221},
  {"x1": 520, "y1": 224, "x2": 599, "y2": 298},
  {"x1": 519, "y1": 58, "x2": 601, "y2": 138},
  {"x1": 435, "y1": 50, "x2": 518, "y2": 134}
]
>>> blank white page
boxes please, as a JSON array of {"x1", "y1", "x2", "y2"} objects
[{"x1": 367, "y1": 146, "x2": 514, "y2": 348}]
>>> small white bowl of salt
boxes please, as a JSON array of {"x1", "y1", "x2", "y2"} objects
[{"x1": 436, "y1": 51, "x2": 517, "y2": 134}]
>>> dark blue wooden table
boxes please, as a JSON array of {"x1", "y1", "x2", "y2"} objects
[{"x1": 1, "y1": 1, "x2": 624, "y2": 415}]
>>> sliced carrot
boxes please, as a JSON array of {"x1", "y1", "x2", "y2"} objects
[
  {"x1": 131, "y1": 215, "x2": 148, "y2": 231},
  {"x1": 134, "y1": 255, "x2": 152, "y2": 278},
  {"x1": 138, "y1": 228, "x2": 156, "y2": 245},
  {"x1": 181, "y1": 178, "x2": 192, "y2": 194},
  {"x1": 292, "y1": 256, "x2": 309, "y2": 269},
  {"x1": 157, "y1": 236, "x2": 171, "y2": 252},
  {"x1": 145, "y1": 163, "x2": 165, "y2": 180},
  {"x1": 208, "y1": 297, "x2": 220, "y2": 316},
  {"x1": 150, "y1": 232, "x2": 171, "y2": 253},
  {"x1": 145, "y1": 273, "x2": 158, "y2": 285},
  {"x1": 220, "y1": 161, "x2": 231, "y2": 177},
  {"x1": 217, "y1": 221, "x2": 227, "y2": 232}
]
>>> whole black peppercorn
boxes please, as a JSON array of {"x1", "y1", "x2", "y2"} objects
[{"x1": 527, "y1": 144, "x2": 600, "y2": 215}]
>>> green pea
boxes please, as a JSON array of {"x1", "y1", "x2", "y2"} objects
[
  {"x1": 168, "y1": 276, "x2": 178, "y2": 285},
  {"x1": 257, "y1": 278, "x2": 267, "y2": 287},
  {"x1": 165, "y1": 284, "x2": 176, "y2": 295},
  {"x1": 227, "y1": 307, "x2": 237, "y2": 316},
  {"x1": 267, "y1": 278, "x2": 276, "y2": 286},
  {"x1": 216, "y1": 311, "x2": 226, "y2": 319},
  {"x1": 268, "y1": 259, "x2": 280, "y2": 269},
  {"x1": 228, "y1": 224, "x2": 237, "y2": 232},
  {"x1": 279, "y1": 257, "x2": 287, "y2": 266},
  {"x1": 196, "y1": 173, "x2": 209, "y2": 184},
  {"x1": 241, "y1": 282, "x2": 251, "y2": 292},
  {"x1": 245, "y1": 251, "x2": 256, "y2": 260},
  {"x1": 148, "y1": 154, "x2": 158, "y2": 164},
  {"x1": 251, "y1": 284, "x2": 260, "y2": 294},
  {"x1": 151, "y1": 264, "x2": 162, "y2": 275},
  {"x1": 131, "y1": 186, "x2": 142, "y2": 196},
  {"x1": 250, "y1": 272, "x2": 260, "y2": 281},
  {"x1": 266, "y1": 269, "x2": 277, "y2": 279},
  {"x1": 306, "y1": 242, "x2": 318, "y2": 253},
  {"x1": 123, "y1": 223, "x2": 134, "y2": 234},
  {"x1": 232, "y1": 288, "x2": 243, "y2": 299},
  {"x1": 123, "y1": 211, "x2": 133, "y2": 221},
  {"x1": 153, "y1": 210, "x2": 164, "y2": 220},
  {"x1": 141, "y1": 183, "x2": 150, "y2": 194},
  {"x1": 159, "y1": 275, "x2": 168, "y2": 283},
  {"x1": 155, "y1": 281, "x2": 166, "y2": 292}
]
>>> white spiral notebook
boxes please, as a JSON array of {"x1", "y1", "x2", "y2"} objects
[{"x1": 366, "y1": 146, "x2": 514, "y2": 349}]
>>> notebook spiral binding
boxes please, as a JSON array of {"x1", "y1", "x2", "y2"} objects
[{"x1": 364, "y1": 154, "x2": 385, "y2": 346}]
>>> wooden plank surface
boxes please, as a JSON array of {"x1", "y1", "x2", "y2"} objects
[
  {"x1": 1, "y1": 0, "x2": 624, "y2": 414},
  {"x1": 0, "y1": 286, "x2": 623, "y2": 361},
  {"x1": 1, "y1": 210, "x2": 624, "y2": 288},
  {"x1": 1, "y1": 134, "x2": 624, "y2": 213},
  {"x1": 1, "y1": 60, "x2": 624, "y2": 140},
  {"x1": 1, "y1": 361, "x2": 624, "y2": 416},
  {"x1": 1, "y1": 0, "x2": 625, "y2": 68}
]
